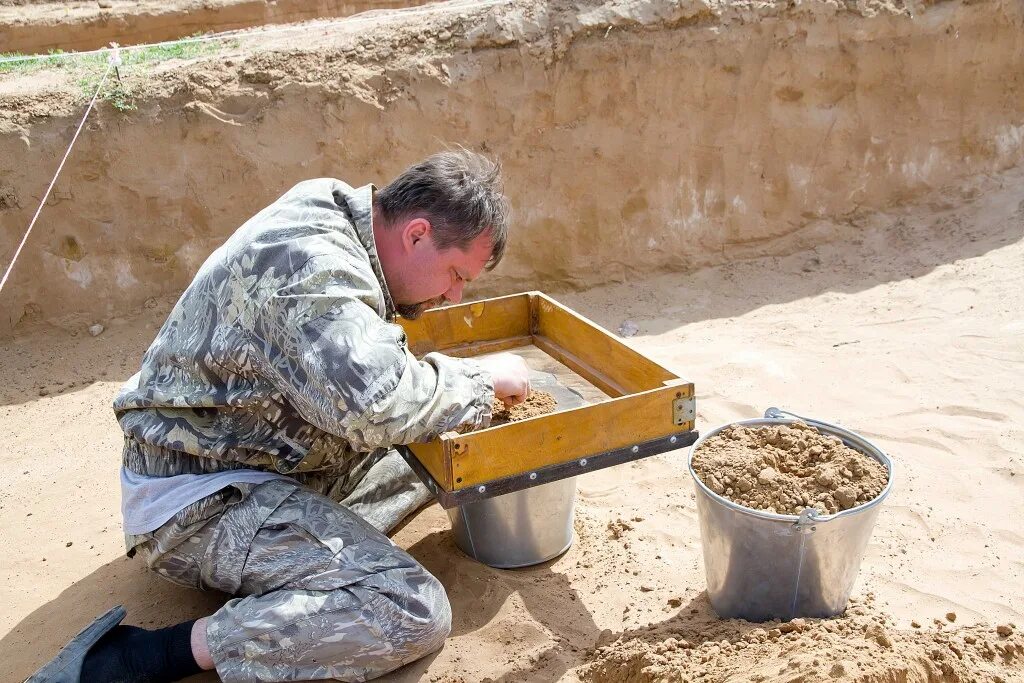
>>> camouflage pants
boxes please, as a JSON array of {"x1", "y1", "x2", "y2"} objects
[{"x1": 130, "y1": 452, "x2": 447, "y2": 682}]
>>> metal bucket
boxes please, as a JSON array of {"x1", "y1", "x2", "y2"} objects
[
  {"x1": 688, "y1": 408, "x2": 894, "y2": 621},
  {"x1": 447, "y1": 476, "x2": 577, "y2": 568}
]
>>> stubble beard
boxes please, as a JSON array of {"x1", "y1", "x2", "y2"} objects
[{"x1": 396, "y1": 297, "x2": 446, "y2": 320}]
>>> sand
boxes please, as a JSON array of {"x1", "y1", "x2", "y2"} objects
[
  {"x1": 583, "y1": 596, "x2": 1022, "y2": 682},
  {"x1": 453, "y1": 390, "x2": 558, "y2": 433},
  {"x1": 490, "y1": 390, "x2": 558, "y2": 426},
  {"x1": 692, "y1": 421, "x2": 889, "y2": 515},
  {"x1": 1, "y1": 0, "x2": 1024, "y2": 678},
  {"x1": 2, "y1": 163, "x2": 1023, "y2": 682}
]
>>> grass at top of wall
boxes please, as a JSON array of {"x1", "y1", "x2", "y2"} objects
[{"x1": 1, "y1": 37, "x2": 237, "y2": 110}]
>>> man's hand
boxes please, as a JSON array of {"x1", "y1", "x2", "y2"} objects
[{"x1": 479, "y1": 353, "x2": 530, "y2": 406}]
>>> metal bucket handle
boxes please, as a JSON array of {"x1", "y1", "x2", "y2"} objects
[
  {"x1": 765, "y1": 407, "x2": 844, "y2": 433},
  {"x1": 775, "y1": 508, "x2": 821, "y2": 537}
]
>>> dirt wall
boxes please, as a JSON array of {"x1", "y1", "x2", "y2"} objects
[
  {"x1": 1, "y1": 0, "x2": 1023, "y2": 336},
  {"x1": 0, "y1": 0, "x2": 434, "y2": 54}
]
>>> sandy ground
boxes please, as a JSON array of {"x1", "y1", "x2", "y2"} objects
[{"x1": 2, "y1": 165, "x2": 1023, "y2": 681}]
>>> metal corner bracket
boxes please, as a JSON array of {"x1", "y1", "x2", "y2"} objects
[{"x1": 673, "y1": 395, "x2": 696, "y2": 425}]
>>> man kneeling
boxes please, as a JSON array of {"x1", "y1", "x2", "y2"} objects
[{"x1": 30, "y1": 149, "x2": 529, "y2": 683}]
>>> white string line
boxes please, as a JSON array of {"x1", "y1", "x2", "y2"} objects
[
  {"x1": 0, "y1": 61, "x2": 115, "y2": 295},
  {"x1": 0, "y1": 0, "x2": 509, "y2": 66}
]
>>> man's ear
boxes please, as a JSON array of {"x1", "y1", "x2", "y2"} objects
[{"x1": 403, "y1": 218, "x2": 432, "y2": 251}]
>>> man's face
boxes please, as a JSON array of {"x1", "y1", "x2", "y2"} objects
[{"x1": 389, "y1": 219, "x2": 494, "y2": 320}]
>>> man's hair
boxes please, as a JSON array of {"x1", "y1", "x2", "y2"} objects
[{"x1": 377, "y1": 149, "x2": 510, "y2": 270}]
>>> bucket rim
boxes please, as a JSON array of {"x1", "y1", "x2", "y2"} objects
[{"x1": 686, "y1": 413, "x2": 894, "y2": 524}]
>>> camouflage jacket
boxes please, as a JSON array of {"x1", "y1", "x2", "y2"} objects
[{"x1": 114, "y1": 179, "x2": 494, "y2": 495}]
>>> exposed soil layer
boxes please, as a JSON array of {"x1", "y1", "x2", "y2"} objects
[
  {"x1": 2, "y1": 0, "x2": 1024, "y2": 336},
  {"x1": 582, "y1": 596, "x2": 1023, "y2": 683},
  {"x1": 490, "y1": 390, "x2": 557, "y2": 426},
  {"x1": 0, "y1": 0, "x2": 433, "y2": 55},
  {"x1": 692, "y1": 422, "x2": 889, "y2": 515}
]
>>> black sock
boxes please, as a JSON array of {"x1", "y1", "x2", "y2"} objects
[{"x1": 80, "y1": 619, "x2": 203, "y2": 683}]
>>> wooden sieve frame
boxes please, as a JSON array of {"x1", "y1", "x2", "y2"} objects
[{"x1": 396, "y1": 292, "x2": 698, "y2": 508}]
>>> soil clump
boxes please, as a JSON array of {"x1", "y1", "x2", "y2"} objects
[
  {"x1": 582, "y1": 596, "x2": 1024, "y2": 683},
  {"x1": 691, "y1": 422, "x2": 888, "y2": 515},
  {"x1": 490, "y1": 390, "x2": 557, "y2": 426}
]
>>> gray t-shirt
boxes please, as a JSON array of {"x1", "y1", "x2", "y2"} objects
[{"x1": 120, "y1": 467, "x2": 291, "y2": 535}]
